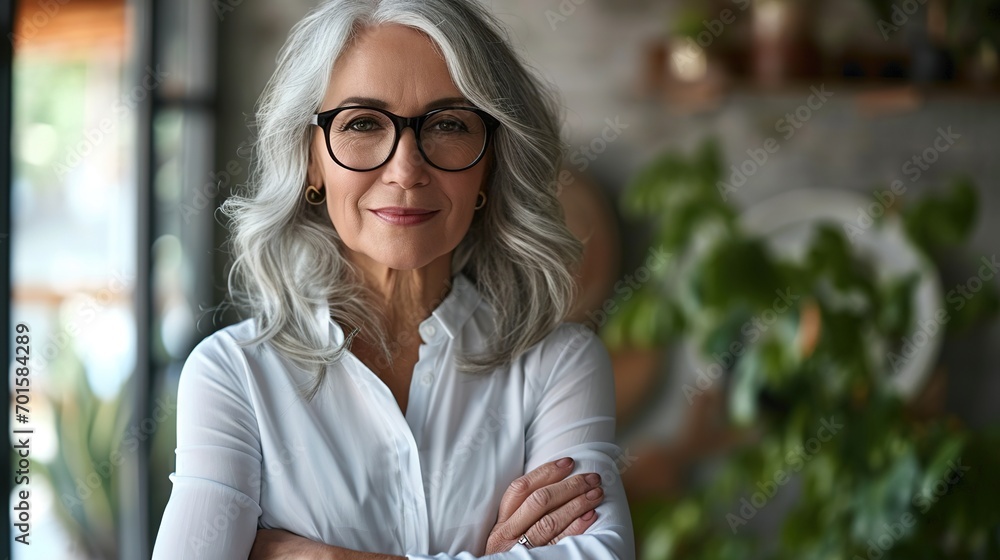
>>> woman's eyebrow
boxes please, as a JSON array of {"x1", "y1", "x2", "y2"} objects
[
  {"x1": 337, "y1": 96, "x2": 388, "y2": 108},
  {"x1": 336, "y1": 96, "x2": 472, "y2": 110},
  {"x1": 425, "y1": 96, "x2": 472, "y2": 109}
]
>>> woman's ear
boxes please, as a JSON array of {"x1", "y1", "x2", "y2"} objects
[{"x1": 306, "y1": 130, "x2": 326, "y2": 189}]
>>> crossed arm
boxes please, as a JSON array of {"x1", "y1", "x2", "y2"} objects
[
  {"x1": 250, "y1": 455, "x2": 609, "y2": 559},
  {"x1": 153, "y1": 325, "x2": 634, "y2": 559}
]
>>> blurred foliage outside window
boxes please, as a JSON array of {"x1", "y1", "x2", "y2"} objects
[{"x1": 10, "y1": 2, "x2": 135, "y2": 558}]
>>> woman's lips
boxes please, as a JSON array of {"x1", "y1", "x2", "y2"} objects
[{"x1": 369, "y1": 209, "x2": 440, "y2": 226}]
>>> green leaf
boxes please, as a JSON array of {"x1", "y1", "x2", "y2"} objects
[
  {"x1": 694, "y1": 238, "x2": 784, "y2": 310},
  {"x1": 902, "y1": 178, "x2": 978, "y2": 254},
  {"x1": 806, "y1": 225, "x2": 877, "y2": 297},
  {"x1": 729, "y1": 344, "x2": 763, "y2": 425},
  {"x1": 947, "y1": 277, "x2": 1000, "y2": 333},
  {"x1": 878, "y1": 272, "x2": 919, "y2": 341},
  {"x1": 919, "y1": 435, "x2": 967, "y2": 499}
]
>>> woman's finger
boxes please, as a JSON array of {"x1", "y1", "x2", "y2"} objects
[
  {"x1": 520, "y1": 484, "x2": 604, "y2": 547},
  {"x1": 504, "y1": 472, "x2": 601, "y2": 539},
  {"x1": 496, "y1": 457, "x2": 575, "y2": 523},
  {"x1": 546, "y1": 507, "x2": 599, "y2": 545}
]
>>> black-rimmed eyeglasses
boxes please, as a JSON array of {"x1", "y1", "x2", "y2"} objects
[{"x1": 310, "y1": 105, "x2": 501, "y2": 172}]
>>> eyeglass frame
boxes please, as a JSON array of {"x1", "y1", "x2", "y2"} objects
[{"x1": 309, "y1": 105, "x2": 501, "y2": 172}]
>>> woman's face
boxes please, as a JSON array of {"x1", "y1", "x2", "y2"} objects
[{"x1": 308, "y1": 24, "x2": 491, "y2": 272}]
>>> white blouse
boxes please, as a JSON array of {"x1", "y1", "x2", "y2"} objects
[{"x1": 152, "y1": 272, "x2": 635, "y2": 559}]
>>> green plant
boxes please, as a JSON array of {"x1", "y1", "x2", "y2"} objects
[
  {"x1": 29, "y1": 325, "x2": 178, "y2": 559},
  {"x1": 32, "y1": 346, "x2": 125, "y2": 559},
  {"x1": 605, "y1": 139, "x2": 1000, "y2": 559}
]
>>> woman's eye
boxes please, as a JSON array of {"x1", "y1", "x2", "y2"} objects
[
  {"x1": 336, "y1": 116, "x2": 384, "y2": 133},
  {"x1": 433, "y1": 120, "x2": 466, "y2": 132},
  {"x1": 347, "y1": 119, "x2": 379, "y2": 132}
]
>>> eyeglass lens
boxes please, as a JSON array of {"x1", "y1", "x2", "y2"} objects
[{"x1": 328, "y1": 108, "x2": 488, "y2": 171}]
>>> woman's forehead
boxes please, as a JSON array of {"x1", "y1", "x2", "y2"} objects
[{"x1": 324, "y1": 24, "x2": 461, "y2": 112}]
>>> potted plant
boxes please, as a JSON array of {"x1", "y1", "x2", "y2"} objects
[{"x1": 603, "y1": 139, "x2": 1000, "y2": 559}]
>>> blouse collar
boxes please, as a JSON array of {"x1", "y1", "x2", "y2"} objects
[{"x1": 316, "y1": 272, "x2": 482, "y2": 347}]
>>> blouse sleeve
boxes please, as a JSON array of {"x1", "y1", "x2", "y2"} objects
[
  {"x1": 407, "y1": 323, "x2": 636, "y2": 560},
  {"x1": 151, "y1": 332, "x2": 264, "y2": 560}
]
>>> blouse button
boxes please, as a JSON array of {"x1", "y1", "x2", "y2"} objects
[
  {"x1": 420, "y1": 373, "x2": 434, "y2": 386},
  {"x1": 420, "y1": 323, "x2": 437, "y2": 340}
]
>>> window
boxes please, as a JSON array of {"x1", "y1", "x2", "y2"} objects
[{"x1": 5, "y1": 1, "x2": 216, "y2": 557}]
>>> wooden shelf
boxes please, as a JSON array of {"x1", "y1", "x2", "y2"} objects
[{"x1": 643, "y1": 77, "x2": 1000, "y2": 115}]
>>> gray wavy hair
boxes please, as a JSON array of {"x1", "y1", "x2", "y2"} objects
[{"x1": 220, "y1": 0, "x2": 583, "y2": 401}]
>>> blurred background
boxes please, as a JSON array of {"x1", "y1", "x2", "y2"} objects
[{"x1": 2, "y1": 0, "x2": 1000, "y2": 558}]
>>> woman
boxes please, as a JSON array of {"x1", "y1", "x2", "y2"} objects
[{"x1": 152, "y1": 1, "x2": 635, "y2": 558}]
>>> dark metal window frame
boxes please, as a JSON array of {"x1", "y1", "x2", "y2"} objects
[{"x1": 2, "y1": 1, "x2": 17, "y2": 559}]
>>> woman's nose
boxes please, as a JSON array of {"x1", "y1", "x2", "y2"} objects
[{"x1": 381, "y1": 128, "x2": 430, "y2": 188}]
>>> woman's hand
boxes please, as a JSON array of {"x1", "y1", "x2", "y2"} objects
[
  {"x1": 250, "y1": 528, "x2": 333, "y2": 560},
  {"x1": 484, "y1": 457, "x2": 604, "y2": 554}
]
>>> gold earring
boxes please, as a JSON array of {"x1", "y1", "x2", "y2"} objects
[
  {"x1": 305, "y1": 185, "x2": 325, "y2": 205},
  {"x1": 474, "y1": 191, "x2": 487, "y2": 210}
]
